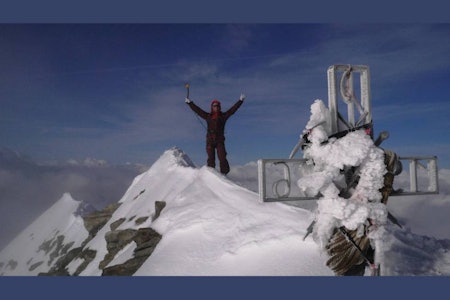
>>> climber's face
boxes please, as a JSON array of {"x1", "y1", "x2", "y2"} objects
[{"x1": 211, "y1": 100, "x2": 221, "y2": 112}]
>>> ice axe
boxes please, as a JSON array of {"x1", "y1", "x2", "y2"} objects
[
  {"x1": 185, "y1": 83, "x2": 207, "y2": 130},
  {"x1": 185, "y1": 83, "x2": 190, "y2": 99}
]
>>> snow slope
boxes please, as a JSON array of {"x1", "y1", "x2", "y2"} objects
[
  {"x1": 0, "y1": 148, "x2": 332, "y2": 276},
  {"x1": 1, "y1": 147, "x2": 449, "y2": 276},
  {"x1": 0, "y1": 193, "x2": 88, "y2": 275},
  {"x1": 77, "y1": 147, "x2": 332, "y2": 275}
]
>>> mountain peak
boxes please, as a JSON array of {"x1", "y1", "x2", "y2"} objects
[
  {"x1": 152, "y1": 147, "x2": 196, "y2": 170},
  {"x1": 2, "y1": 147, "x2": 449, "y2": 276}
]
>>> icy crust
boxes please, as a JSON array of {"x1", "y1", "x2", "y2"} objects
[
  {"x1": 305, "y1": 99, "x2": 332, "y2": 134},
  {"x1": 298, "y1": 100, "x2": 388, "y2": 257}
]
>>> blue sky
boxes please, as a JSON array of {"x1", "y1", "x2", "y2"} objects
[{"x1": 1, "y1": 24, "x2": 449, "y2": 168}]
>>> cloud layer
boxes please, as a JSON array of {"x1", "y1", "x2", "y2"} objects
[{"x1": 0, "y1": 148, "x2": 145, "y2": 250}]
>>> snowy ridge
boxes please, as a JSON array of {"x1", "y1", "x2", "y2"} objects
[
  {"x1": 0, "y1": 193, "x2": 88, "y2": 275},
  {"x1": 77, "y1": 147, "x2": 332, "y2": 275},
  {"x1": 0, "y1": 147, "x2": 449, "y2": 276}
]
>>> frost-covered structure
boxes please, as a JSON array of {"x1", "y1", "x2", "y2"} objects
[
  {"x1": 258, "y1": 64, "x2": 439, "y2": 276},
  {"x1": 299, "y1": 99, "x2": 391, "y2": 275}
]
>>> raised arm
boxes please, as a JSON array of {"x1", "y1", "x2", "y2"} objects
[
  {"x1": 186, "y1": 99, "x2": 208, "y2": 119},
  {"x1": 223, "y1": 93, "x2": 245, "y2": 119}
]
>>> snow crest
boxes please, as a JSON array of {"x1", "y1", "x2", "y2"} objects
[
  {"x1": 75, "y1": 147, "x2": 332, "y2": 276},
  {"x1": 1, "y1": 143, "x2": 449, "y2": 276}
]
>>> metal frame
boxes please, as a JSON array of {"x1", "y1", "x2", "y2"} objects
[
  {"x1": 396, "y1": 156, "x2": 439, "y2": 195},
  {"x1": 327, "y1": 65, "x2": 372, "y2": 135},
  {"x1": 258, "y1": 156, "x2": 440, "y2": 202},
  {"x1": 258, "y1": 64, "x2": 439, "y2": 203},
  {"x1": 258, "y1": 158, "x2": 318, "y2": 202}
]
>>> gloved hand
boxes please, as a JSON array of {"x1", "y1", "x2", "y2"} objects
[
  {"x1": 239, "y1": 93, "x2": 246, "y2": 101},
  {"x1": 185, "y1": 98, "x2": 192, "y2": 104}
]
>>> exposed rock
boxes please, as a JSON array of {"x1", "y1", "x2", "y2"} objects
[
  {"x1": 61, "y1": 241, "x2": 75, "y2": 255},
  {"x1": 42, "y1": 246, "x2": 83, "y2": 275},
  {"x1": 40, "y1": 247, "x2": 97, "y2": 276},
  {"x1": 110, "y1": 218, "x2": 126, "y2": 231},
  {"x1": 34, "y1": 233, "x2": 76, "y2": 268},
  {"x1": 100, "y1": 229, "x2": 138, "y2": 269},
  {"x1": 48, "y1": 235, "x2": 66, "y2": 265},
  {"x1": 73, "y1": 248, "x2": 97, "y2": 276},
  {"x1": 133, "y1": 189, "x2": 146, "y2": 200},
  {"x1": 83, "y1": 203, "x2": 121, "y2": 237},
  {"x1": 0, "y1": 259, "x2": 17, "y2": 275},
  {"x1": 152, "y1": 201, "x2": 166, "y2": 221},
  {"x1": 133, "y1": 228, "x2": 161, "y2": 258},
  {"x1": 37, "y1": 201, "x2": 122, "y2": 276},
  {"x1": 102, "y1": 259, "x2": 142, "y2": 276},
  {"x1": 38, "y1": 233, "x2": 59, "y2": 255},
  {"x1": 102, "y1": 227, "x2": 161, "y2": 276},
  {"x1": 6, "y1": 260, "x2": 17, "y2": 270},
  {"x1": 134, "y1": 216, "x2": 148, "y2": 225},
  {"x1": 29, "y1": 261, "x2": 44, "y2": 272},
  {"x1": 36, "y1": 199, "x2": 163, "y2": 276}
]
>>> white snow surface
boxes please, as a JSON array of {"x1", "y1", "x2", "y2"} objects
[{"x1": 77, "y1": 147, "x2": 332, "y2": 275}]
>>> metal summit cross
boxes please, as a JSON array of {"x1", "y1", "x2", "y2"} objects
[{"x1": 258, "y1": 64, "x2": 439, "y2": 203}]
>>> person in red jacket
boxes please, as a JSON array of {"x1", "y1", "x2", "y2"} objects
[{"x1": 185, "y1": 94, "x2": 245, "y2": 174}]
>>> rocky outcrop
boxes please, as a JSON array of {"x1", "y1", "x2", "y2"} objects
[
  {"x1": 102, "y1": 228, "x2": 161, "y2": 276},
  {"x1": 152, "y1": 201, "x2": 166, "y2": 221},
  {"x1": 82, "y1": 203, "x2": 122, "y2": 243},
  {"x1": 39, "y1": 200, "x2": 165, "y2": 276}
]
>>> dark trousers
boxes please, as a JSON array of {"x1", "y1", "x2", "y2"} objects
[{"x1": 206, "y1": 140, "x2": 230, "y2": 175}]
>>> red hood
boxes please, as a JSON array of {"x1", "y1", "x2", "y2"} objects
[{"x1": 211, "y1": 99, "x2": 221, "y2": 112}]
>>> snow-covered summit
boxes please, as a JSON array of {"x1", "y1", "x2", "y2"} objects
[
  {"x1": 0, "y1": 147, "x2": 332, "y2": 276},
  {"x1": 1, "y1": 146, "x2": 449, "y2": 276},
  {"x1": 77, "y1": 147, "x2": 332, "y2": 276}
]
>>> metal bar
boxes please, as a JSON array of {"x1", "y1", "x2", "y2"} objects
[
  {"x1": 410, "y1": 159, "x2": 418, "y2": 193},
  {"x1": 347, "y1": 74, "x2": 355, "y2": 126},
  {"x1": 390, "y1": 191, "x2": 439, "y2": 196},
  {"x1": 327, "y1": 66, "x2": 339, "y2": 134},
  {"x1": 264, "y1": 196, "x2": 319, "y2": 202},
  {"x1": 259, "y1": 158, "x2": 308, "y2": 164},
  {"x1": 258, "y1": 159, "x2": 266, "y2": 202},
  {"x1": 399, "y1": 156, "x2": 438, "y2": 160},
  {"x1": 429, "y1": 158, "x2": 439, "y2": 194},
  {"x1": 360, "y1": 67, "x2": 372, "y2": 124}
]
